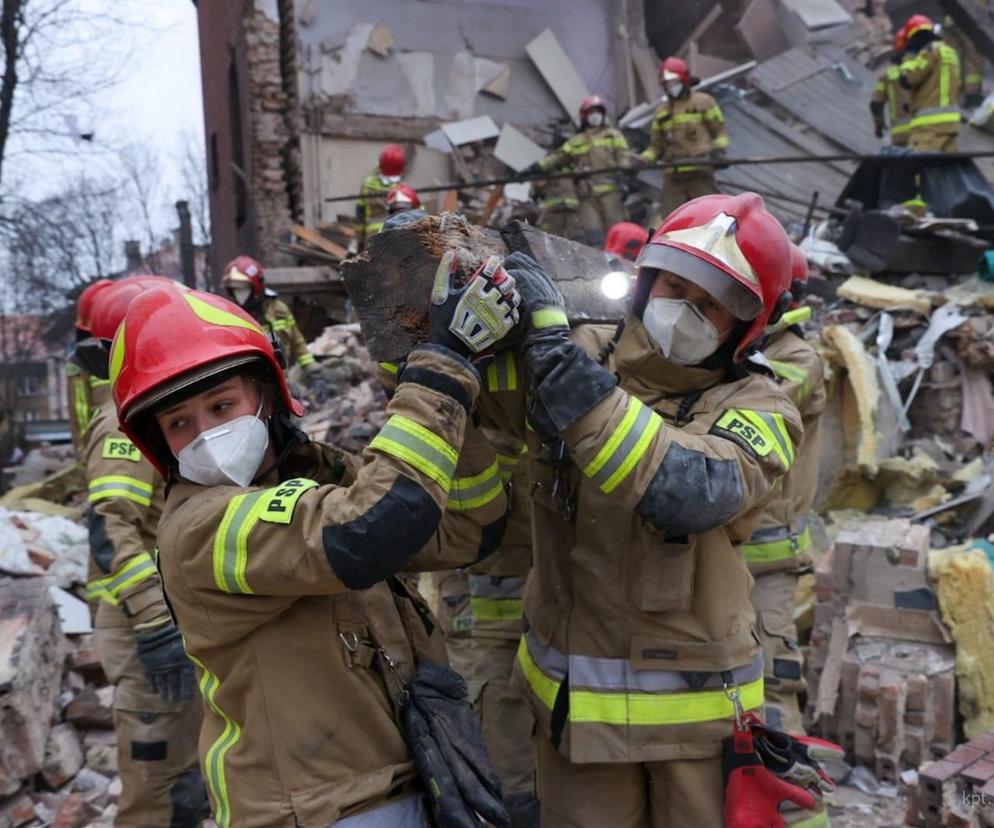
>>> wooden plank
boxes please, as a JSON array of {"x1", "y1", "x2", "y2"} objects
[
  {"x1": 678, "y1": 5, "x2": 723, "y2": 59},
  {"x1": 479, "y1": 185, "x2": 505, "y2": 227},
  {"x1": 340, "y1": 215, "x2": 631, "y2": 361},
  {"x1": 292, "y1": 226, "x2": 348, "y2": 260}
]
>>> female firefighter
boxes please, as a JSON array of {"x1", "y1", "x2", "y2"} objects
[
  {"x1": 107, "y1": 267, "x2": 519, "y2": 828},
  {"x1": 480, "y1": 193, "x2": 835, "y2": 826}
]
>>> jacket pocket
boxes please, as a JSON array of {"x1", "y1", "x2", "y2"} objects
[{"x1": 628, "y1": 530, "x2": 697, "y2": 613}]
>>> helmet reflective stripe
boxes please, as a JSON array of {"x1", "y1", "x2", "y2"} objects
[{"x1": 660, "y1": 213, "x2": 760, "y2": 286}]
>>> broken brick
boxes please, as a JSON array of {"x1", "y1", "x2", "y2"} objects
[
  {"x1": 52, "y1": 793, "x2": 100, "y2": 828},
  {"x1": 41, "y1": 724, "x2": 83, "y2": 788},
  {"x1": 0, "y1": 792, "x2": 36, "y2": 828}
]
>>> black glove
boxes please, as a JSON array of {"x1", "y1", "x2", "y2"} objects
[
  {"x1": 428, "y1": 250, "x2": 520, "y2": 359},
  {"x1": 502, "y1": 251, "x2": 567, "y2": 339},
  {"x1": 383, "y1": 209, "x2": 428, "y2": 232},
  {"x1": 135, "y1": 623, "x2": 197, "y2": 702},
  {"x1": 308, "y1": 374, "x2": 331, "y2": 405},
  {"x1": 874, "y1": 122, "x2": 885, "y2": 139},
  {"x1": 710, "y1": 147, "x2": 730, "y2": 170},
  {"x1": 966, "y1": 92, "x2": 985, "y2": 109},
  {"x1": 522, "y1": 161, "x2": 542, "y2": 177},
  {"x1": 402, "y1": 659, "x2": 509, "y2": 828}
]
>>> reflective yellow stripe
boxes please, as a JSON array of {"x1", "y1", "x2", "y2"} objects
[
  {"x1": 188, "y1": 654, "x2": 240, "y2": 828},
  {"x1": 448, "y1": 461, "x2": 503, "y2": 511},
  {"x1": 379, "y1": 361, "x2": 399, "y2": 375},
  {"x1": 297, "y1": 352, "x2": 315, "y2": 368},
  {"x1": 212, "y1": 490, "x2": 271, "y2": 594},
  {"x1": 532, "y1": 308, "x2": 568, "y2": 330},
  {"x1": 86, "y1": 551, "x2": 157, "y2": 605},
  {"x1": 790, "y1": 810, "x2": 830, "y2": 828},
  {"x1": 966, "y1": 72, "x2": 983, "y2": 84},
  {"x1": 582, "y1": 397, "x2": 662, "y2": 493},
  {"x1": 88, "y1": 475, "x2": 153, "y2": 507},
  {"x1": 471, "y1": 596, "x2": 523, "y2": 622},
  {"x1": 366, "y1": 221, "x2": 385, "y2": 234},
  {"x1": 89, "y1": 377, "x2": 110, "y2": 388},
  {"x1": 495, "y1": 445, "x2": 526, "y2": 482},
  {"x1": 703, "y1": 106, "x2": 724, "y2": 123},
  {"x1": 569, "y1": 677, "x2": 764, "y2": 726},
  {"x1": 541, "y1": 197, "x2": 579, "y2": 209},
  {"x1": 485, "y1": 351, "x2": 518, "y2": 392},
  {"x1": 766, "y1": 358, "x2": 811, "y2": 402},
  {"x1": 741, "y1": 409, "x2": 794, "y2": 468},
  {"x1": 712, "y1": 134, "x2": 729, "y2": 149},
  {"x1": 592, "y1": 182, "x2": 619, "y2": 194},
  {"x1": 268, "y1": 318, "x2": 291, "y2": 332},
  {"x1": 73, "y1": 378, "x2": 90, "y2": 433},
  {"x1": 742, "y1": 525, "x2": 812, "y2": 564},
  {"x1": 369, "y1": 415, "x2": 458, "y2": 492},
  {"x1": 715, "y1": 409, "x2": 794, "y2": 469},
  {"x1": 185, "y1": 293, "x2": 262, "y2": 335},
  {"x1": 891, "y1": 121, "x2": 912, "y2": 135},
  {"x1": 516, "y1": 636, "x2": 562, "y2": 709},
  {"x1": 910, "y1": 110, "x2": 961, "y2": 128},
  {"x1": 671, "y1": 112, "x2": 704, "y2": 125}
]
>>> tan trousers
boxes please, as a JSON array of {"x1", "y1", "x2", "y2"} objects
[
  {"x1": 430, "y1": 570, "x2": 474, "y2": 679},
  {"x1": 535, "y1": 737, "x2": 723, "y2": 827},
  {"x1": 751, "y1": 571, "x2": 806, "y2": 734},
  {"x1": 579, "y1": 190, "x2": 626, "y2": 247},
  {"x1": 908, "y1": 130, "x2": 959, "y2": 152},
  {"x1": 657, "y1": 171, "x2": 719, "y2": 223},
  {"x1": 94, "y1": 624, "x2": 205, "y2": 828},
  {"x1": 539, "y1": 208, "x2": 585, "y2": 243}
]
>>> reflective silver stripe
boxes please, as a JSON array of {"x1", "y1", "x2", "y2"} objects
[
  {"x1": 332, "y1": 796, "x2": 427, "y2": 827},
  {"x1": 585, "y1": 400, "x2": 659, "y2": 491},
  {"x1": 749, "y1": 409, "x2": 794, "y2": 466},
  {"x1": 747, "y1": 524, "x2": 794, "y2": 543},
  {"x1": 523, "y1": 628, "x2": 567, "y2": 679},
  {"x1": 469, "y1": 575, "x2": 526, "y2": 599}
]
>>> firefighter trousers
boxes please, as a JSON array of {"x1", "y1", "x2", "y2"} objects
[
  {"x1": 539, "y1": 208, "x2": 585, "y2": 243},
  {"x1": 535, "y1": 736, "x2": 723, "y2": 827},
  {"x1": 429, "y1": 570, "x2": 474, "y2": 679},
  {"x1": 908, "y1": 130, "x2": 959, "y2": 152},
  {"x1": 751, "y1": 570, "x2": 806, "y2": 734},
  {"x1": 658, "y1": 171, "x2": 720, "y2": 223},
  {"x1": 578, "y1": 190, "x2": 626, "y2": 247},
  {"x1": 93, "y1": 624, "x2": 206, "y2": 828}
]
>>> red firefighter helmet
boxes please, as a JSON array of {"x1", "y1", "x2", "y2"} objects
[
  {"x1": 790, "y1": 243, "x2": 808, "y2": 288},
  {"x1": 110, "y1": 287, "x2": 303, "y2": 476},
  {"x1": 902, "y1": 13, "x2": 934, "y2": 42},
  {"x1": 89, "y1": 276, "x2": 181, "y2": 341},
  {"x1": 75, "y1": 279, "x2": 114, "y2": 334},
  {"x1": 634, "y1": 192, "x2": 793, "y2": 361},
  {"x1": 659, "y1": 56, "x2": 690, "y2": 86},
  {"x1": 222, "y1": 255, "x2": 265, "y2": 298},
  {"x1": 604, "y1": 222, "x2": 649, "y2": 262},
  {"x1": 386, "y1": 184, "x2": 421, "y2": 213},
  {"x1": 579, "y1": 95, "x2": 608, "y2": 124},
  {"x1": 379, "y1": 144, "x2": 406, "y2": 177}
]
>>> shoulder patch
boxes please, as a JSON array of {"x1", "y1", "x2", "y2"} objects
[
  {"x1": 711, "y1": 409, "x2": 794, "y2": 469},
  {"x1": 102, "y1": 437, "x2": 141, "y2": 462},
  {"x1": 258, "y1": 478, "x2": 319, "y2": 525}
]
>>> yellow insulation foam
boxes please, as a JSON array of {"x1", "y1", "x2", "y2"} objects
[{"x1": 822, "y1": 325, "x2": 881, "y2": 477}]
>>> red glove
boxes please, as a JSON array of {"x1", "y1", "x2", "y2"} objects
[{"x1": 724, "y1": 761, "x2": 818, "y2": 828}]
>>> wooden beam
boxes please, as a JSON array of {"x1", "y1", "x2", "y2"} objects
[{"x1": 292, "y1": 225, "x2": 348, "y2": 260}]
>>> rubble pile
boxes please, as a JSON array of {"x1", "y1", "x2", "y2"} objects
[{"x1": 0, "y1": 501, "x2": 123, "y2": 827}]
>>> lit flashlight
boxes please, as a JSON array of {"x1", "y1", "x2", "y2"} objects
[{"x1": 600, "y1": 271, "x2": 631, "y2": 301}]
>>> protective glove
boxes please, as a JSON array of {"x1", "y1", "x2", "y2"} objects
[
  {"x1": 383, "y1": 209, "x2": 429, "y2": 232},
  {"x1": 522, "y1": 161, "x2": 543, "y2": 177},
  {"x1": 966, "y1": 92, "x2": 984, "y2": 109},
  {"x1": 135, "y1": 622, "x2": 197, "y2": 702},
  {"x1": 402, "y1": 658, "x2": 510, "y2": 828},
  {"x1": 428, "y1": 250, "x2": 520, "y2": 358},
  {"x1": 874, "y1": 122, "x2": 885, "y2": 139},
  {"x1": 502, "y1": 251, "x2": 568, "y2": 341},
  {"x1": 752, "y1": 726, "x2": 844, "y2": 794},
  {"x1": 724, "y1": 760, "x2": 818, "y2": 828},
  {"x1": 710, "y1": 147, "x2": 730, "y2": 170},
  {"x1": 309, "y1": 374, "x2": 331, "y2": 405}
]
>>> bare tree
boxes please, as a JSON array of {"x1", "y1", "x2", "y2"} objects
[{"x1": 177, "y1": 127, "x2": 211, "y2": 248}]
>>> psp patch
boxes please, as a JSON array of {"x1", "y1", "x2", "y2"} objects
[
  {"x1": 102, "y1": 437, "x2": 141, "y2": 462},
  {"x1": 711, "y1": 410, "x2": 774, "y2": 459},
  {"x1": 259, "y1": 478, "x2": 319, "y2": 524}
]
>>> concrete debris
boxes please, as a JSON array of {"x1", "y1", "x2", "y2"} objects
[{"x1": 524, "y1": 28, "x2": 590, "y2": 126}]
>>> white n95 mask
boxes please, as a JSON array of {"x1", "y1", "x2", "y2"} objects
[
  {"x1": 642, "y1": 297, "x2": 721, "y2": 366},
  {"x1": 587, "y1": 112, "x2": 605, "y2": 127},
  {"x1": 229, "y1": 286, "x2": 252, "y2": 306},
  {"x1": 176, "y1": 404, "x2": 270, "y2": 487}
]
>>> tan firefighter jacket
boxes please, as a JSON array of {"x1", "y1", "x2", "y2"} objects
[
  {"x1": 155, "y1": 346, "x2": 507, "y2": 827},
  {"x1": 259, "y1": 297, "x2": 316, "y2": 372},
  {"x1": 82, "y1": 399, "x2": 170, "y2": 636},
  {"x1": 641, "y1": 91, "x2": 729, "y2": 173},
  {"x1": 476, "y1": 319, "x2": 803, "y2": 764},
  {"x1": 901, "y1": 41, "x2": 962, "y2": 136},
  {"x1": 872, "y1": 64, "x2": 912, "y2": 145},
  {"x1": 538, "y1": 125, "x2": 630, "y2": 198},
  {"x1": 68, "y1": 364, "x2": 112, "y2": 454},
  {"x1": 742, "y1": 329, "x2": 826, "y2": 575},
  {"x1": 356, "y1": 171, "x2": 394, "y2": 250},
  {"x1": 942, "y1": 18, "x2": 983, "y2": 96}
]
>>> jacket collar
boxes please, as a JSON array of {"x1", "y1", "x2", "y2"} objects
[{"x1": 612, "y1": 314, "x2": 727, "y2": 399}]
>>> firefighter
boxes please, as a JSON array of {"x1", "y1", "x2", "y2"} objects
[
  {"x1": 744, "y1": 245, "x2": 827, "y2": 736},
  {"x1": 387, "y1": 183, "x2": 421, "y2": 215},
  {"x1": 941, "y1": 15, "x2": 984, "y2": 107},
  {"x1": 108, "y1": 262, "x2": 521, "y2": 825},
  {"x1": 604, "y1": 221, "x2": 649, "y2": 263},
  {"x1": 466, "y1": 425, "x2": 537, "y2": 826},
  {"x1": 222, "y1": 256, "x2": 334, "y2": 403},
  {"x1": 871, "y1": 49, "x2": 912, "y2": 146},
  {"x1": 526, "y1": 96, "x2": 631, "y2": 246},
  {"x1": 899, "y1": 15, "x2": 962, "y2": 152},
  {"x1": 479, "y1": 193, "x2": 839, "y2": 827},
  {"x1": 68, "y1": 279, "x2": 114, "y2": 453},
  {"x1": 640, "y1": 57, "x2": 728, "y2": 220},
  {"x1": 75, "y1": 278, "x2": 206, "y2": 828},
  {"x1": 356, "y1": 143, "x2": 406, "y2": 251}
]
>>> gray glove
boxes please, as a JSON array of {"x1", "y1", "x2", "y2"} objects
[
  {"x1": 135, "y1": 623, "x2": 197, "y2": 702},
  {"x1": 502, "y1": 251, "x2": 567, "y2": 339}
]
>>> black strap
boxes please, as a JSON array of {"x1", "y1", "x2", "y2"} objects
[{"x1": 550, "y1": 672, "x2": 571, "y2": 749}]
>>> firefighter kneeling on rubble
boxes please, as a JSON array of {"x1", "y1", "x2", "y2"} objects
[
  {"x1": 480, "y1": 193, "x2": 841, "y2": 827},
  {"x1": 107, "y1": 269, "x2": 522, "y2": 826}
]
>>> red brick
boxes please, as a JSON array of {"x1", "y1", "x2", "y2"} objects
[
  {"x1": 970, "y1": 731, "x2": 994, "y2": 752},
  {"x1": 920, "y1": 759, "x2": 965, "y2": 787},
  {"x1": 0, "y1": 792, "x2": 36, "y2": 828},
  {"x1": 52, "y1": 793, "x2": 100, "y2": 828},
  {"x1": 944, "y1": 745, "x2": 985, "y2": 768},
  {"x1": 906, "y1": 675, "x2": 928, "y2": 712},
  {"x1": 962, "y1": 759, "x2": 994, "y2": 787},
  {"x1": 928, "y1": 671, "x2": 957, "y2": 753}
]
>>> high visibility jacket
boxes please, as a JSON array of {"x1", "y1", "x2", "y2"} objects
[
  {"x1": 942, "y1": 19, "x2": 983, "y2": 96},
  {"x1": 260, "y1": 297, "x2": 315, "y2": 372},
  {"x1": 356, "y1": 172, "x2": 394, "y2": 249},
  {"x1": 67, "y1": 363, "x2": 112, "y2": 454},
  {"x1": 539, "y1": 125, "x2": 630, "y2": 197},
  {"x1": 476, "y1": 319, "x2": 803, "y2": 763},
  {"x1": 155, "y1": 346, "x2": 507, "y2": 827},
  {"x1": 81, "y1": 399, "x2": 169, "y2": 633},
  {"x1": 742, "y1": 329, "x2": 826, "y2": 575},
  {"x1": 871, "y1": 65, "x2": 912, "y2": 145},
  {"x1": 641, "y1": 91, "x2": 729, "y2": 171},
  {"x1": 901, "y1": 41, "x2": 962, "y2": 136}
]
